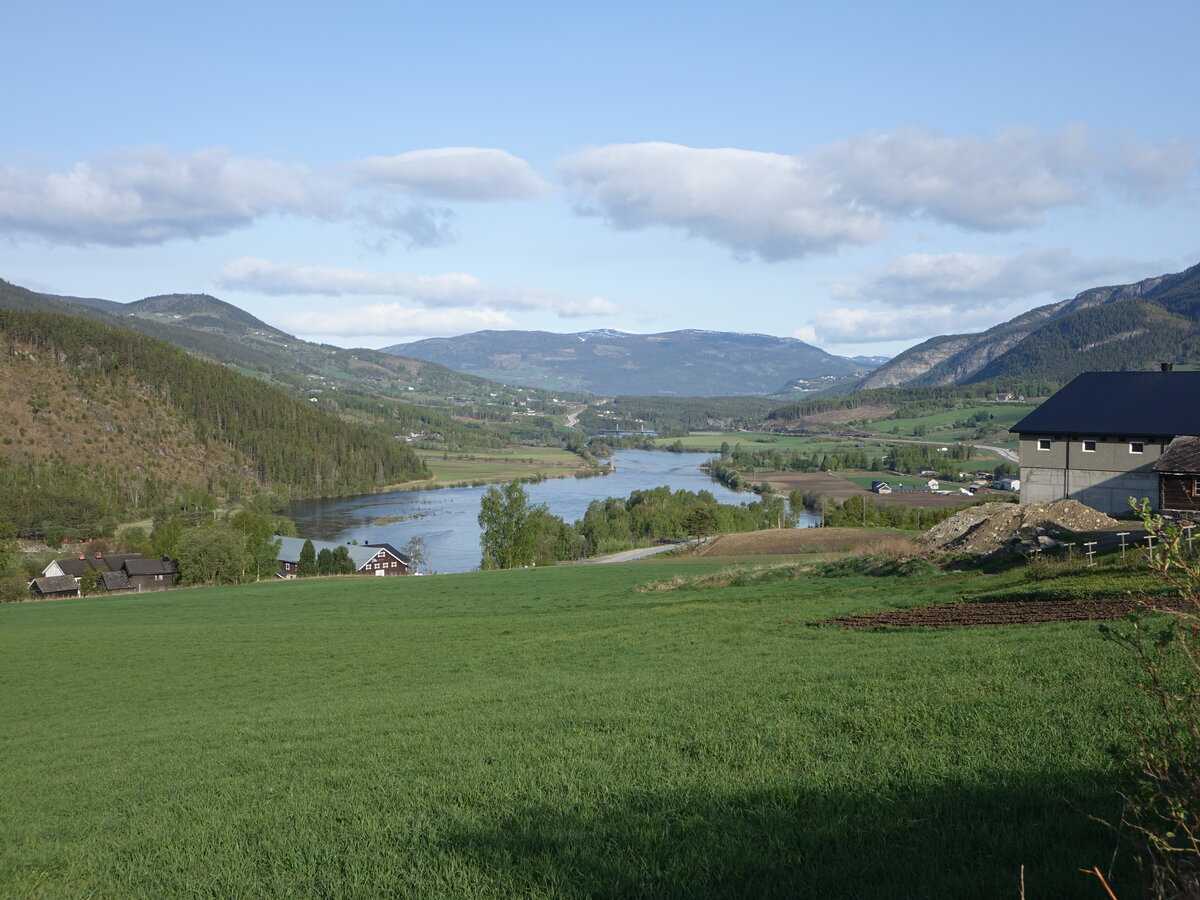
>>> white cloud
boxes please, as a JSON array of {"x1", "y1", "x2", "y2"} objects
[
  {"x1": 217, "y1": 257, "x2": 617, "y2": 320},
  {"x1": 348, "y1": 148, "x2": 549, "y2": 200},
  {"x1": 560, "y1": 128, "x2": 1196, "y2": 260},
  {"x1": 0, "y1": 145, "x2": 545, "y2": 247},
  {"x1": 559, "y1": 142, "x2": 885, "y2": 261},
  {"x1": 278, "y1": 305, "x2": 517, "y2": 338},
  {"x1": 802, "y1": 305, "x2": 1005, "y2": 345},
  {"x1": 829, "y1": 249, "x2": 1156, "y2": 307},
  {"x1": 0, "y1": 146, "x2": 337, "y2": 246}
]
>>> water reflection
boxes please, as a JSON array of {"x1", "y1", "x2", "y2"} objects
[{"x1": 288, "y1": 449, "x2": 817, "y2": 574}]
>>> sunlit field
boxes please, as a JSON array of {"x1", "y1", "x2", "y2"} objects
[{"x1": 1, "y1": 561, "x2": 1142, "y2": 898}]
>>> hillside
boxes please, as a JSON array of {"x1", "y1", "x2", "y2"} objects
[
  {"x1": 0, "y1": 307, "x2": 429, "y2": 540},
  {"x1": 382, "y1": 329, "x2": 875, "y2": 397},
  {"x1": 860, "y1": 262, "x2": 1200, "y2": 388},
  {"x1": 0, "y1": 280, "x2": 574, "y2": 449}
]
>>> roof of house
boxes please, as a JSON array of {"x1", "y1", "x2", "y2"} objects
[
  {"x1": 100, "y1": 570, "x2": 132, "y2": 591},
  {"x1": 275, "y1": 536, "x2": 409, "y2": 570},
  {"x1": 124, "y1": 557, "x2": 178, "y2": 577},
  {"x1": 50, "y1": 553, "x2": 145, "y2": 578},
  {"x1": 1010, "y1": 371, "x2": 1200, "y2": 437},
  {"x1": 31, "y1": 575, "x2": 81, "y2": 595},
  {"x1": 1154, "y1": 435, "x2": 1200, "y2": 473}
]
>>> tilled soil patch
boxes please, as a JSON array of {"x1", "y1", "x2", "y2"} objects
[{"x1": 828, "y1": 597, "x2": 1139, "y2": 629}]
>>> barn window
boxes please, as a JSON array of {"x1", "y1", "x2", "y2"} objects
[
  {"x1": 1082, "y1": 440, "x2": 1096, "y2": 452},
  {"x1": 1192, "y1": 480, "x2": 1200, "y2": 498},
  {"x1": 1130, "y1": 442, "x2": 1145, "y2": 454},
  {"x1": 1037, "y1": 438, "x2": 1051, "y2": 451}
]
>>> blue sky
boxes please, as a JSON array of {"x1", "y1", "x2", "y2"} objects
[{"x1": 3, "y1": 0, "x2": 1198, "y2": 357}]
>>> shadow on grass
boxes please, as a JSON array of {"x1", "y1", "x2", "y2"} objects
[{"x1": 442, "y1": 774, "x2": 1136, "y2": 899}]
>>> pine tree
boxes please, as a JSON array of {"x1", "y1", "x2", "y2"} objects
[{"x1": 297, "y1": 539, "x2": 318, "y2": 577}]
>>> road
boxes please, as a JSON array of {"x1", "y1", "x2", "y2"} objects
[
  {"x1": 573, "y1": 539, "x2": 707, "y2": 564},
  {"x1": 563, "y1": 404, "x2": 585, "y2": 428}
]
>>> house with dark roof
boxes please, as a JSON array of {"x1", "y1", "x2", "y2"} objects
[
  {"x1": 274, "y1": 537, "x2": 412, "y2": 578},
  {"x1": 42, "y1": 552, "x2": 146, "y2": 580},
  {"x1": 1010, "y1": 369, "x2": 1200, "y2": 515},
  {"x1": 40, "y1": 552, "x2": 179, "y2": 595},
  {"x1": 30, "y1": 575, "x2": 82, "y2": 600},
  {"x1": 1153, "y1": 436, "x2": 1200, "y2": 514}
]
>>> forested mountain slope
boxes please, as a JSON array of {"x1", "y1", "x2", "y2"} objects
[
  {"x1": 0, "y1": 280, "x2": 573, "y2": 449},
  {"x1": 383, "y1": 329, "x2": 874, "y2": 397},
  {"x1": 860, "y1": 262, "x2": 1200, "y2": 388},
  {"x1": 0, "y1": 307, "x2": 429, "y2": 540}
]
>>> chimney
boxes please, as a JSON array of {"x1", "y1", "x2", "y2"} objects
[
  {"x1": 95, "y1": 552, "x2": 103, "y2": 559},
  {"x1": 77, "y1": 554, "x2": 86, "y2": 560},
  {"x1": 1161, "y1": 362, "x2": 1175, "y2": 372}
]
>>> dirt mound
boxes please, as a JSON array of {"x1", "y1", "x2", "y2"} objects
[
  {"x1": 827, "y1": 597, "x2": 1136, "y2": 629},
  {"x1": 918, "y1": 499, "x2": 1120, "y2": 556}
]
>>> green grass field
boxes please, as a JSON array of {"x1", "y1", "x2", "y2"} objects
[
  {"x1": 0, "y1": 562, "x2": 1146, "y2": 898},
  {"x1": 404, "y1": 448, "x2": 586, "y2": 487},
  {"x1": 858, "y1": 405, "x2": 1036, "y2": 441}
]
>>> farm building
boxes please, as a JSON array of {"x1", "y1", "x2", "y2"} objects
[
  {"x1": 29, "y1": 575, "x2": 82, "y2": 600},
  {"x1": 1010, "y1": 368, "x2": 1200, "y2": 514},
  {"x1": 275, "y1": 537, "x2": 412, "y2": 578},
  {"x1": 40, "y1": 552, "x2": 179, "y2": 595}
]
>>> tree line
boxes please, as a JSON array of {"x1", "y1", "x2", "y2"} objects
[{"x1": 478, "y1": 482, "x2": 795, "y2": 568}]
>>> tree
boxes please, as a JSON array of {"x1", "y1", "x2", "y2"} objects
[
  {"x1": 331, "y1": 545, "x2": 356, "y2": 574},
  {"x1": 79, "y1": 568, "x2": 104, "y2": 596},
  {"x1": 228, "y1": 510, "x2": 282, "y2": 582},
  {"x1": 0, "y1": 517, "x2": 16, "y2": 575},
  {"x1": 297, "y1": 539, "x2": 318, "y2": 577},
  {"x1": 175, "y1": 525, "x2": 247, "y2": 585},
  {"x1": 317, "y1": 547, "x2": 335, "y2": 575},
  {"x1": 401, "y1": 536, "x2": 429, "y2": 574},
  {"x1": 1099, "y1": 501, "x2": 1200, "y2": 894},
  {"x1": 478, "y1": 481, "x2": 543, "y2": 569}
]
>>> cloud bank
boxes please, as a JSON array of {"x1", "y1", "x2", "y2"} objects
[
  {"x1": 560, "y1": 128, "x2": 1196, "y2": 260},
  {"x1": 218, "y1": 257, "x2": 617, "y2": 330},
  {"x1": 0, "y1": 145, "x2": 548, "y2": 248},
  {"x1": 801, "y1": 249, "x2": 1162, "y2": 345}
]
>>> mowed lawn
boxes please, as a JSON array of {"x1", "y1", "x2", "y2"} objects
[{"x1": 0, "y1": 563, "x2": 1144, "y2": 898}]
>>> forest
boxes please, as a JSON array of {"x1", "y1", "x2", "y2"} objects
[{"x1": 0, "y1": 308, "x2": 430, "y2": 539}]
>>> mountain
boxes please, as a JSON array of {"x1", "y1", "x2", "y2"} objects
[
  {"x1": 0, "y1": 305, "x2": 430, "y2": 540},
  {"x1": 861, "y1": 262, "x2": 1200, "y2": 388},
  {"x1": 0, "y1": 281, "x2": 579, "y2": 449},
  {"x1": 381, "y1": 329, "x2": 876, "y2": 397}
]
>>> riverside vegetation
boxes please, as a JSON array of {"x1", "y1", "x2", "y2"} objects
[{"x1": 0, "y1": 552, "x2": 1160, "y2": 898}]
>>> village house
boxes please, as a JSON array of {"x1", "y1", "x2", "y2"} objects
[
  {"x1": 29, "y1": 575, "x2": 82, "y2": 600},
  {"x1": 1010, "y1": 368, "x2": 1200, "y2": 515},
  {"x1": 1153, "y1": 436, "x2": 1200, "y2": 514},
  {"x1": 38, "y1": 552, "x2": 179, "y2": 595},
  {"x1": 274, "y1": 537, "x2": 412, "y2": 578}
]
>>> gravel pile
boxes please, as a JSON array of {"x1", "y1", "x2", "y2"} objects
[{"x1": 918, "y1": 500, "x2": 1121, "y2": 556}]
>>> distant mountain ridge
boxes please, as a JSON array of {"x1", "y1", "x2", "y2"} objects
[
  {"x1": 382, "y1": 329, "x2": 876, "y2": 397},
  {"x1": 861, "y1": 262, "x2": 1200, "y2": 388}
]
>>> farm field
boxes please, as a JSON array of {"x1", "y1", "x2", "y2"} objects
[
  {"x1": 857, "y1": 404, "x2": 1037, "y2": 440},
  {"x1": 0, "y1": 562, "x2": 1146, "y2": 898},
  {"x1": 403, "y1": 447, "x2": 587, "y2": 487},
  {"x1": 760, "y1": 471, "x2": 995, "y2": 509}
]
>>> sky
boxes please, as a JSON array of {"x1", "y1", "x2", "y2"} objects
[{"x1": 3, "y1": 0, "x2": 1199, "y2": 359}]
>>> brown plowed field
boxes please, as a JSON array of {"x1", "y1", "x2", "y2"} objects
[
  {"x1": 828, "y1": 598, "x2": 1138, "y2": 629},
  {"x1": 696, "y1": 528, "x2": 918, "y2": 556},
  {"x1": 761, "y1": 472, "x2": 991, "y2": 508}
]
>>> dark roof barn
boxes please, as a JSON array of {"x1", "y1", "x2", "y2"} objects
[{"x1": 1011, "y1": 371, "x2": 1200, "y2": 437}]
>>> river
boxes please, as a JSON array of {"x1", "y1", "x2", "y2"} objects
[{"x1": 288, "y1": 449, "x2": 819, "y2": 573}]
